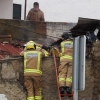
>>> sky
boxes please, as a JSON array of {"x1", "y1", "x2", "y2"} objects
[{"x1": 13, "y1": 0, "x2": 100, "y2": 23}]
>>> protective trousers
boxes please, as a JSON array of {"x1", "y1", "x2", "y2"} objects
[
  {"x1": 58, "y1": 62, "x2": 72, "y2": 88},
  {"x1": 24, "y1": 76, "x2": 42, "y2": 100}
]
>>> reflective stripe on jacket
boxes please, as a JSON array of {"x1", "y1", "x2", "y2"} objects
[
  {"x1": 60, "y1": 40, "x2": 73, "y2": 61},
  {"x1": 60, "y1": 40, "x2": 73, "y2": 53},
  {"x1": 60, "y1": 55, "x2": 72, "y2": 60},
  {"x1": 42, "y1": 49, "x2": 49, "y2": 57},
  {"x1": 24, "y1": 51, "x2": 42, "y2": 75},
  {"x1": 36, "y1": 46, "x2": 49, "y2": 57}
]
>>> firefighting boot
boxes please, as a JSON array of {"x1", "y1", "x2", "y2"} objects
[
  {"x1": 65, "y1": 86, "x2": 72, "y2": 97},
  {"x1": 59, "y1": 86, "x2": 65, "y2": 97}
]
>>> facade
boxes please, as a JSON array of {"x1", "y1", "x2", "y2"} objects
[
  {"x1": 0, "y1": 0, "x2": 21, "y2": 20},
  {"x1": 0, "y1": 0, "x2": 13, "y2": 19},
  {"x1": 13, "y1": 0, "x2": 24, "y2": 20}
]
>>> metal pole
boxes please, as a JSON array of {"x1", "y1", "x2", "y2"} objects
[
  {"x1": 24, "y1": 0, "x2": 27, "y2": 20},
  {"x1": 78, "y1": 35, "x2": 86, "y2": 90},
  {"x1": 74, "y1": 90, "x2": 78, "y2": 100},
  {"x1": 72, "y1": 36, "x2": 80, "y2": 100}
]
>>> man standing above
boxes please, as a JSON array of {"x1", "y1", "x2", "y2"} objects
[{"x1": 27, "y1": 2, "x2": 45, "y2": 22}]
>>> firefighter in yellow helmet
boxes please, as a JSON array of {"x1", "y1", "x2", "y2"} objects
[
  {"x1": 51, "y1": 32, "x2": 73, "y2": 96},
  {"x1": 23, "y1": 41, "x2": 50, "y2": 57},
  {"x1": 59, "y1": 32, "x2": 73, "y2": 96},
  {"x1": 20, "y1": 40, "x2": 46, "y2": 100}
]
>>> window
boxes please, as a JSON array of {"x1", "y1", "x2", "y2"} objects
[{"x1": 13, "y1": 4, "x2": 21, "y2": 20}]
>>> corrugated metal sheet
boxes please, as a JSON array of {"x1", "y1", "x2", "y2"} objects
[{"x1": 0, "y1": 43, "x2": 23, "y2": 59}]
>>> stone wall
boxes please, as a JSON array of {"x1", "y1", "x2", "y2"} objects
[
  {"x1": 0, "y1": 59, "x2": 26, "y2": 100},
  {"x1": 46, "y1": 22, "x2": 76, "y2": 40},
  {"x1": 91, "y1": 42, "x2": 100, "y2": 100},
  {"x1": 78, "y1": 60, "x2": 94, "y2": 100},
  {"x1": 78, "y1": 41, "x2": 100, "y2": 100},
  {"x1": 0, "y1": 20, "x2": 76, "y2": 43},
  {"x1": 0, "y1": 57, "x2": 60, "y2": 100},
  {"x1": 0, "y1": 19, "x2": 100, "y2": 100},
  {"x1": 0, "y1": 47, "x2": 99, "y2": 100},
  {"x1": 0, "y1": 19, "x2": 46, "y2": 42}
]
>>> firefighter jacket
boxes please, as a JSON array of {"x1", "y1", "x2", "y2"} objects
[
  {"x1": 23, "y1": 45, "x2": 49, "y2": 57},
  {"x1": 36, "y1": 46, "x2": 49, "y2": 57},
  {"x1": 60, "y1": 39, "x2": 73, "y2": 62},
  {"x1": 26, "y1": 8, "x2": 45, "y2": 21},
  {"x1": 20, "y1": 50, "x2": 45, "y2": 76}
]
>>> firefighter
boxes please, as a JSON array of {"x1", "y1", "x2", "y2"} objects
[
  {"x1": 51, "y1": 32, "x2": 73, "y2": 96},
  {"x1": 59, "y1": 32, "x2": 73, "y2": 96},
  {"x1": 24, "y1": 41, "x2": 50, "y2": 57},
  {"x1": 20, "y1": 41, "x2": 47, "y2": 100}
]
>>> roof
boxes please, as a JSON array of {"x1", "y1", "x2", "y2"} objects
[
  {"x1": 0, "y1": 42, "x2": 23, "y2": 59},
  {"x1": 71, "y1": 17, "x2": 100, "y2": 37}
]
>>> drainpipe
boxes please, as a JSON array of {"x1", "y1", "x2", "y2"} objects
[{"x1": 24, "y1": 0, "x2": 27, "y2": 20}]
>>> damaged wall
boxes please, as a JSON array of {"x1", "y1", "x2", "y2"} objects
[
  {"x1": 0, "y1": 57, "x2": 60, "y2": 100},
  {"x1": 0, "y1": 59, "x2": 26, "y2": 100},
  {"x1": 0, "y1": 42, "x2": 100, "y2": 100},
  {"x1": 0, "y1": 41, "x2": 100, "y2": 100},
  {"x1": 0, "y1": 19, "x2": 76, "y2": 43},
  {"x1": 78, "y1": 41, "x2": 100, "y2": 100},
  {"x1": 0, "y1": 19, "x2": 100, "y2": 100},
  {"x1": 91, "y1": 42, "x2": 100, "y2": 100},
  {"x1": 0, "y1": 19, "x2": 46, "y2": 42},
  {"x1": 46, "y1": 22, "x2": 76, "y2": 40}
]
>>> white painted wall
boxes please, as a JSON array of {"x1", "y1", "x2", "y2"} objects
[
  {"x1": 0, "y1": 0, "x2": 13, "y2": 19},
  {"x1": 13, "y1": 0, "x2": 100, "y2": 22}
]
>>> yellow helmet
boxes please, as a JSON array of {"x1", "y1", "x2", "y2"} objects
[{"x1": 26, "y1": 41, "x2": 36, "y2": 49}]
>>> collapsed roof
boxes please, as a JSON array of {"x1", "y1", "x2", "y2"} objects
[{"x1": 70, "y1": 17, "x2": 100, "y2": 40}]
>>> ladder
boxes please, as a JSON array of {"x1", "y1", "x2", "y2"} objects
[{"x1": 53, "y1": 49, "x2": 74, "y2": 100}]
